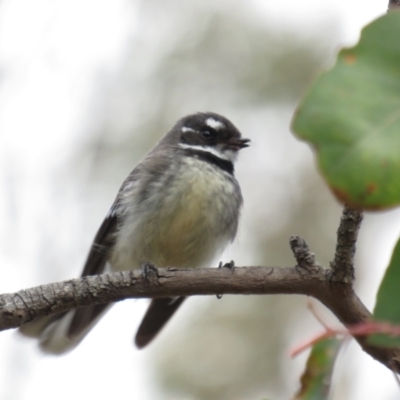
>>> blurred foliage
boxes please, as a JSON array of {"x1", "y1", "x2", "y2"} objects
[
  {"x1": 293, "y1": 12, "x2": 400, "y2": 210},
  {"x1": 372, "y1": 237, "x2": 400, "y2": 347},
  {"x1": 294, "y1": 338, "x2": 341, "y2": 400}
]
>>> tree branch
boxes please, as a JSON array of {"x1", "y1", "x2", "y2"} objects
[
  {"x1": 330, "y1": 205, "x2": 363, "y2": 283},
  {"x1": 1, "y1": 207, "x2": 399, "y2": 373},
  {"x1": 0, "y1": 266, "x2": 398, "y2": 371},
  {"x1": 1, "y1": 266, "x2": 322, "y2": 331}
]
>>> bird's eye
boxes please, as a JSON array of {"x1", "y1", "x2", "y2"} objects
[{"x1": 201, "y1": 130, "x2": 215, "y2": 139}]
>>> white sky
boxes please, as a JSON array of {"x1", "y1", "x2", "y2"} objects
[{"x1": 0, "y1": 0, "x2": 396, "y2": 399}]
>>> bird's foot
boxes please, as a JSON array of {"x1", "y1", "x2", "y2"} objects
[
  {"x1": 216, "y1": 260, "x2": 235, "y2": 299},
  {"x1": 218, "y1": 260, "x2": 235, "y2": 271},
  {"x1": 141, "y1": 262, "x2": 158, "y2": 283}
]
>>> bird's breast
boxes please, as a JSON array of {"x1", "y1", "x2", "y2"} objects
[{"x1": 112, "y1": 156, "x2": 242, "y2": 270}]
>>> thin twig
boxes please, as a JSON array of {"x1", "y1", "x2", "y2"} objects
[
  {"x1": 290, "y1": 236, "x2": 319, "y2": 273},
  {"x1": 330, "y1": 205, "x2": 363, "y2": 283}
]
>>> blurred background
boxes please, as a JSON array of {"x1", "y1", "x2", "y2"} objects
[{"x1": 0, "y1": 0, "x2": 398, "y2": 399}]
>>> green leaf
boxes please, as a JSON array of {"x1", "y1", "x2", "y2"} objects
[
  {"x1": 294, "y1": 338, "x2": 341, "y2": 400},
  {"x1": 371, "y1": 237, "x2": 400, "y2": 347},
  {"x1": 292, "y1": 12, "x2": 400, "y2": 210}
]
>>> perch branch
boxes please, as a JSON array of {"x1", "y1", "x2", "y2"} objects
[
  {"x1": 1, "y1": 206, "x2": 399, "y2": 373},
  {"x1": 0, "y1": 265, "x2": 398, "y2": 371}
]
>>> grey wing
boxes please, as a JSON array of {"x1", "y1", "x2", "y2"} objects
[
  {"x1": 66, "y1": 201, "x2": 120, "y2": 337},
  {"x1": 80, "y1": 205, "x2": 119, "y2": 276},
  {"x1": 80, "y1": 164, "x2": 143, "y2": 277}
]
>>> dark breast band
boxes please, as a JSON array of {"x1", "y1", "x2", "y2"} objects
[{"x1": 182, "y1": 149, "x2": 234, "y2": 175}]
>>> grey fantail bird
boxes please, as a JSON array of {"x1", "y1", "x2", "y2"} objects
[{"x1": 20, "y1": 112, "x2": 249, "y2": 354}]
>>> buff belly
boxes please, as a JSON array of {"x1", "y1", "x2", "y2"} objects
[{"x1": 111, "y1": 157, "x2": 240, "y2": 270}]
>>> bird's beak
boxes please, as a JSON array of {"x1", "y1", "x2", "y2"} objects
[{"x1": 227, "y1": 138, "x2": 251, "y2": 150}]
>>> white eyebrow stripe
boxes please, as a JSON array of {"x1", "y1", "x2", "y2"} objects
[
  {"x1": 179, "y1": 143, "x2": 234, "y2": 162},
  {"x1": 205, "y1": 118, "x2": 225, "y2": 130},
  {"x1": 181, "y1": 127, "x2": 197, "y2": 133}
]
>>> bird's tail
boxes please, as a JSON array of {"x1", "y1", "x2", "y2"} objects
[
  {"x1": 19, "y1": 304, "x2": 110, "y2": 355},
  {"x1": 135, "y1": 297, "x2": 186, "y2": 349},
  {"x1": 20, "y1": 297, "x2": 186, "y2": 353}
]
